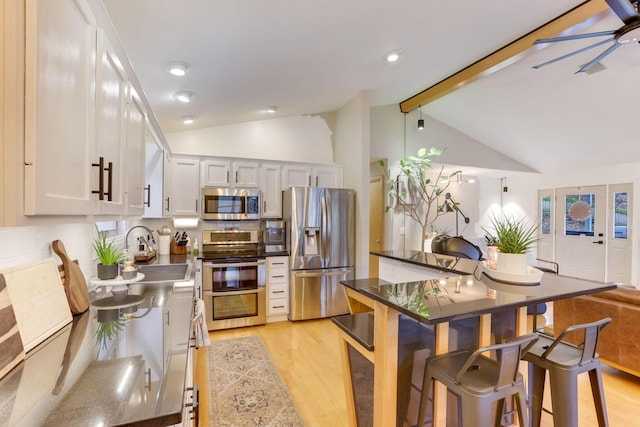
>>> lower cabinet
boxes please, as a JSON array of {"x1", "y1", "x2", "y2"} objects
[{"x1": 266, "y1": 256, "x2": 289, "y2": 322}]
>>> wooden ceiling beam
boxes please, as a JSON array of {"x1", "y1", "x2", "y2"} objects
[{"x1": 399, "y1": 0, "x2": 611, "y2": 113}]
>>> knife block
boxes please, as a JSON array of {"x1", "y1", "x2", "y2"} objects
[{"x1": 170, "y1": 239, "x2": 187, "y2": 255}]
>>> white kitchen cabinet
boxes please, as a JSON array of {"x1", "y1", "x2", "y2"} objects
[
  {"x1": 282, "y1": 164, "x2": 343, "y2": 189},
  {"x1": 313, "y1": 165, "x2": 343, "y2": 188},
  {"x1": 171, "y1": 157, "x2": 200, "y2": 216},
  {"x1": 93, "y1": 30, "x2": 127, "y2": 214},
  {"x1": 124, "y1": 87, "x2": 147, "y2": 215},
  {"x1": 202, "y1": 159, "x2": 259, "y2": 188},
  {"x1": 144, "y1": 139, "x2": 164, "y2": 218},
  {"x1": 266, "y1": 256, "x2": 289, "y2": 322},
  {"x1": 24, "y1": 0, "x2": 97, "y2": 215},
  {"x1": 282, "y1": 165, "x2": 311, "y2": 188},
  {"x1": 260, "y1": 163, "x2": 282, "y2": 218}
]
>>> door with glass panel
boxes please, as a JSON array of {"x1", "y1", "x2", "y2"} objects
[
  {"x1": 537, "y1": 189, "x2": 555, "y2": 268},
  {"x1": 555, "y1": 186, "x2": 606, "y2": 282},
  {"x1": 607, "y1": 183, "x2": 632, "y2": 285}
]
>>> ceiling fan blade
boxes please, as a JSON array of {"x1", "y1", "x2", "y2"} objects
[
  {"x1": 576, "y1": 43, "x2": 622, "y2": 73},
  {"x1": 533, "y1": 38, "x2": 614, "y2": 69},
  {"x1": 605, "y1": 0, "x2": 640, "y2": 25},
  {"x1": 534, "y1": 30, "x2": 616, "y2": 44}
]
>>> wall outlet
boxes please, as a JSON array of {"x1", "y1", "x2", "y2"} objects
[{"x1": 399, "y1": 227, "x2": 405, "y2": 235}]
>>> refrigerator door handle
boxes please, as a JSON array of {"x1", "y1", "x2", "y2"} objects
[{"x1": 292, "y1": 268, "x2": 352, "y2": 278}]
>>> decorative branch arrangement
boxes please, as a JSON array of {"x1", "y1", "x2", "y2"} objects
[{"x1": 379, "y1": 147, "x2": 457, "y2": 252}]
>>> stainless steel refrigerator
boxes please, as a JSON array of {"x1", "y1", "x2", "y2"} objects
[{"x1": 283, "y1": 186, "x2": 356, "y2": 321}]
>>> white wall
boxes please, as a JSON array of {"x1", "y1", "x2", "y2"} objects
[
  {"x1": 166, "y1": 115, "x2": 335, "y2": 163},
  {"x1": 334, "y1": 93, "x2": 370, "y2": 279}
]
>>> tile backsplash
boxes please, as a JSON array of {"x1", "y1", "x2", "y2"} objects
[{"x1": 0, "y1": 222, "x2": 95, "y2": 279}]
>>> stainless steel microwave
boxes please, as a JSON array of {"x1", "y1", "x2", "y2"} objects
[{"x1": 201, "y1": 188, "x2": 261, "y2": 220}]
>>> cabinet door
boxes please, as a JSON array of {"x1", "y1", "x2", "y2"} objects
[
  {"x1": 143, "y1": 139, "x2": 164, "y2": 218},
  {"x1": 313, "y1": 166, "x2": 343, "y2": 188},
  {"x1": 124, "y1": 87, "x2": 146, "y2": 215},
  {"x1": 260, "y1": 163, "x2": 282, "y2": 218},
  {"x1": 93, "y1": 30, "x2": 126, "y2": 214},
  {"x1": 233, "y1": 162, "x2": 259, "y2": 187},
  {"x1": 24, "y1": 0, "x2": 97, "y2": 215},
  {"x1": 202, "y1": 159, "x2": 230, "y2": 187},
  {"x1": 171, "y1": 158, "x2": 200, "y2": 216},
  {"x1": 282, "y1": 165, "x2": 311, "y2": 188}
]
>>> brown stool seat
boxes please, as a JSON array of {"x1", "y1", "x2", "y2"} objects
[
  {"x1": 417, "y1": 333, "x2": 538, "y2": 427},
  {"x1": 523, "y1": 317, "x2": 611, "y2": 427}
]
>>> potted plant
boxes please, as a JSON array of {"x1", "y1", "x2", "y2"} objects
[
  {"x1": 380, "y1": 147, "x2": 457, "y2": 252},
  {"x1": 483, "y1": 214, "x2": 539, "y2": 275},
  {"x1": 93, "y1": 228, "x2": 124, "y2": 279}
]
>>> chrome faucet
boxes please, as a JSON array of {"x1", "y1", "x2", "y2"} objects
[{"x1": 124, "y1": 225, "x2": 156, "y2": 252}]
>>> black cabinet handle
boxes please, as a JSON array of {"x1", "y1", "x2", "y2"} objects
[
  {"x1": 105, "y1": 161, "x2": 113, "y2": 201},
  {"x1": 144, "y1": 184, "x2": 151, "y2": 207},
  {"x1": 91, "y1": 157, "x2": 105, "y2": 200}
]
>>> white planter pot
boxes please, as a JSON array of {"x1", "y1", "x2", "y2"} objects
[{"x1": 496, "y1": 252, "x2": 528, "y2": 275}]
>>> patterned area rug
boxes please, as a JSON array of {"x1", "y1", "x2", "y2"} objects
[{"x1": 208, "y1": 336, "x2": 306, "y2": 427}]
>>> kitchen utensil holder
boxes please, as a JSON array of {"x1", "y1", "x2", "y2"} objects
[{"x1": 170, "y1": 239, "x2": 187, "y2": 255}]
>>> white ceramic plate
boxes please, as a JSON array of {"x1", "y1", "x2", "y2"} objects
[{"x1": 474, "y1": 262, "x2": 544, "y2": 285}]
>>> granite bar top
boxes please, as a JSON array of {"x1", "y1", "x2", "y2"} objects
[
  {"x1": 370, "y1": 249, "x2": 479, "y2": 275},
  {"x1": 342, "y1": 271, "x2": 617, "y2": 326},
  {"x1": 0, "y1": 259, "x2": 195, "y2": 426}
]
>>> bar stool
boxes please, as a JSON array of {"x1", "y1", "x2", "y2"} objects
[
  {"x1": 417, "y1": 333, "x2": 539, "y2": 427},
  {"x1": 523, "y1": 317, "x2": 612, "y2": 427}
]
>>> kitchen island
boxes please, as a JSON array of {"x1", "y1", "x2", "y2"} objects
[
  {"x1": 0, "y1": 257, "x2": 197, "y2": 426},
  {"x1": 336, "y1": 252, "x2": 617, "y2": 427}
]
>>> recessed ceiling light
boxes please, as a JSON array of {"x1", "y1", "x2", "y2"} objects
[
  {"x1": 174, "y1": 91, "x2": 193, "y2": 103},
  {"x1": 166, "y1": 62, "x2": 189, "y2": 77},
  {"x1": 182, "y1": 115, "x2": 196, "y2": 124},
  {"x1": 385, "y1": 49, "x2": 402, "y2": 63},
  {"x1": 266, "y1": 106, "x2": 278, "y2": 113}
]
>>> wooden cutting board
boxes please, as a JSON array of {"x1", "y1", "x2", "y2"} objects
[
  {"x1": 0, "y1": 274, "x2": 24, "y2": 379},
  {"x1": 1, "y1": 258, "x2": 72, "y2": 352},
  {"x1": 52, "y1": 240, "x2": 90, "y2": 314}
]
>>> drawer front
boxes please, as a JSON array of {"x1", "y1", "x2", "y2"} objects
[
  {"x1": 268, "y1": 267, "x2": 288, "y2": 283},
  {"x1": 268, "y1": 282, "x2": 288, "y2": 298},
  {"x1": 267, "y1": 257, "x2": 288, "y2": 269},
  {"x1": 268, "y1": 297, "x2": 288, "y2": 315}
]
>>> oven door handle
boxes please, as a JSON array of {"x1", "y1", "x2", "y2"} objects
[
  {"x1": 204, "y1": 288, "x2": 264, "y2": 297},
  {"x1": 203, "y1": 260, "x2": 265, "y2": 269}
]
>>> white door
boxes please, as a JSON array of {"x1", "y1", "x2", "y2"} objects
[
  {"x1": 555, "y1": 185, "x2": 606, "y2": 281},
  {"x1": 537, "y1": 189, "x2": 555, "y2": 270},
  {"x1": 607, "y1": 183, "x2": 633, "y2": 285}
]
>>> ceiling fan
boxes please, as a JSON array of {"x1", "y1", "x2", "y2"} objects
[{"x1": 533, "y1": 0, "x2": 640, "y2": 73}]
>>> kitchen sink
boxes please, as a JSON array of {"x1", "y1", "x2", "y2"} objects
[{"x1": 135, "y1": 263, "x2": 191, "y2": 283}]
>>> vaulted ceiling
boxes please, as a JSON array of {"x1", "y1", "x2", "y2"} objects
[{"x1": 102, "y1": 0, "x2": 640, "y2": 174}]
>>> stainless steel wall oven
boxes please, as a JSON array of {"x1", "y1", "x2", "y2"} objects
[{"x1": 200, "y1": 228, "x2": 266, "y2": 330}]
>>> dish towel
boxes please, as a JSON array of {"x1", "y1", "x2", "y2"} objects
[{"x1": 193, "y1": 298, "x2": 210, "y2": 348}]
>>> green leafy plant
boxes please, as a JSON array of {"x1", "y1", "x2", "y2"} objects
[
  {"x1": 379, "y1": 147, "x2": 457, "y2": 252},
  {"x1": 93, "y1": 227, "x2": 124, "y2": 265},
  {"x1": 95, "y1": 319, "x2": 125, "y2": 349},
  {"x1": 483, "y1": 214, "x2": 539, "y2": 254}
]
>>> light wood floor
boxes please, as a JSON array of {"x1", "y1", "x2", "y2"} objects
[{"x1": 196, "y1": 319, "x2": 640, "y2": 426}]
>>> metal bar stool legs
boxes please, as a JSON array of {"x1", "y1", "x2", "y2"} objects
[
  {"x1": 523, "y1": 317, "x2": 611, "y2": 427},
  {"x1": 417, "y1": 333, "x2": 539, "y2": 427}
]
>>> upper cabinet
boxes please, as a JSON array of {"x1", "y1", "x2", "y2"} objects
[
  {"x1": 24, "y1": 0, "x2": 97, "y2": 215},
  {"x1": 124, "y1": 87, "x2": 147, "y2": 215},
  {"x1": 202, "y1": 159, "x2": 259, "y2": 188},
  {"x1": 19, "y1": 0, "x2": 166, "y2": 219},
  {"x1": 260, "y1": 163, "x2": 282, "y2": 218},
  {"x1": 171, "y1": 157, "x2": 200, "y2": 216},
  {"x1": 282, "y1": 164, "x2": 343, "y2": 189}
]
